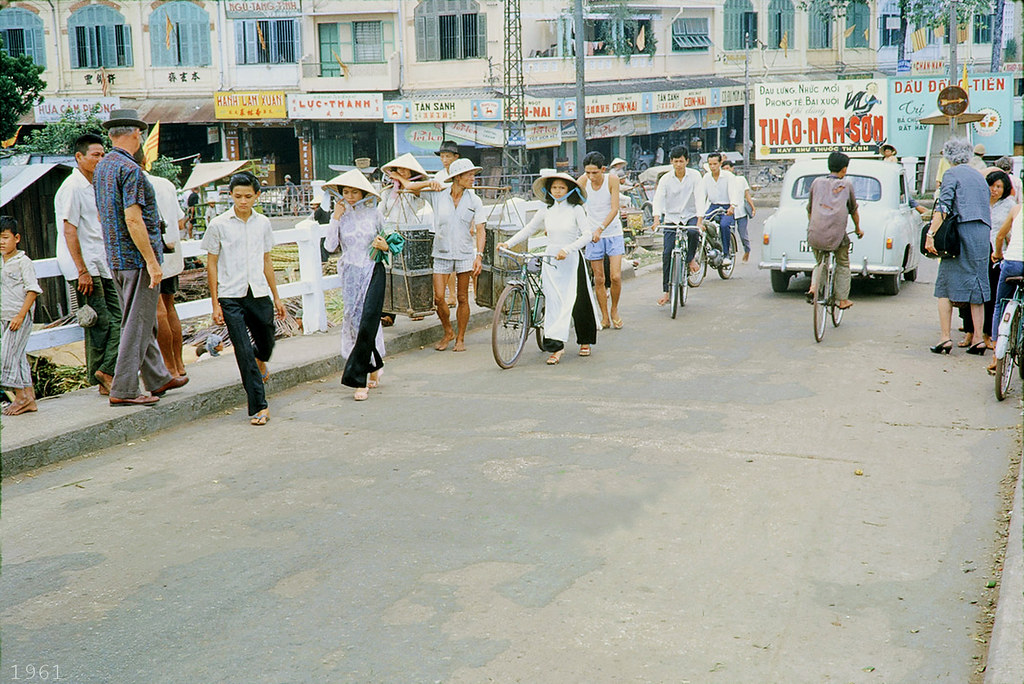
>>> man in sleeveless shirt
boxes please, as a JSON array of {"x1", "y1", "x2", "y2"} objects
[{"x1": 577, "y1": 152, "x2": 623, "y2": 328}]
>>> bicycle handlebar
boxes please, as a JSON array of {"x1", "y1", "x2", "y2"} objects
[{"x1": 497, "y1": 246, "x2": 558, "y2": 264}]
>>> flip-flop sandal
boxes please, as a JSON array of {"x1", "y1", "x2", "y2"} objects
[
  {"x1": 578, "y1": 346, "x2": 591, "y2": 357},
  {"x1": 353, "y1": 388, "x2": 369, "y2": 401},
  {"x1": 837, "y1": 302, "x2": 854, "y2": 310},
  {"x1": 250, "y1": 410, "x2": 269, "y2": 426},
  {"x1": 367, "y1": 370, "x2": 383, "y2": 389},
  {"x1": 612, "y1": 319, "x2": 623, "y2": 329},
  {"x1": 546, "y1": 353, "x2": 562, "y2": 365}
]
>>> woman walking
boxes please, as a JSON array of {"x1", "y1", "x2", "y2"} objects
[
  {"x1": 498, "y1": 171, "x2": 599, "y2": 364},
  {"x1": 380, "y1": 153, "x2": 428, "y2": 221},
  {"x1": 956, "y1": 170, "x2": 1016, "y2": 349},
  {"x1": 323, "y1": 170, "x2": 390, "y2": 400},
  {"x1": 924, "y1": 139, "x2": 992, "y2": 355}
]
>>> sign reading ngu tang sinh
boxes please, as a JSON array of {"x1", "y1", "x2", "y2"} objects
[
  {"x1": 755, "y1": 79, "x2": 887, "y2": 159},
  {"x1": 224, "y1": 0, "x2": 299, "y2": 18}
]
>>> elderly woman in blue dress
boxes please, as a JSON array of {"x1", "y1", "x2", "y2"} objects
[
  {"x1": 925, "y1": 138, "x2": 993, "y2": 355},
  {"x1": 323, "y1": 170, "x2": 389, "y2": 400}
]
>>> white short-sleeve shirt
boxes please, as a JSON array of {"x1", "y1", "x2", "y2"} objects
[
  {"x1": 54, "y1": 168, "x2": 111, "y2": 280},
  {"x1": 201, "y1": 207, "x2": 275, "y2": 298},
  {"x1": 146, "y1": 173, "x2": 186, "y2": 278},
  {"x1": 731, "y1": 174, "x2": 752, "y2": 218},
  {"x1": 424, "y1": 188, "x2": 485, "y2": 260}
]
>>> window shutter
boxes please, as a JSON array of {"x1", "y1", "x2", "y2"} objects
[
  {"x1": 318, "y1": 23, "x2": 338, "y2": 75},
  {"x1": 477, "y1": 12, "x2": 486, "y2": 58},
  {"x1": 235, "y1": 21, "x2": 248, "y2": 65},
  {"x1": 382, "y1": 20, "x2": 394, "y2": 60},
  {"x1": 338, "y1": 21, "x2": 353, "y2": 63},
  {"x1": 151, "y1": 10, "x2": 167, "y2": 66}
]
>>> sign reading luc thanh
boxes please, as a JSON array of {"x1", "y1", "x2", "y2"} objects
[
  {"x1": 287, "y1": 94, "x2": 383, "y2": 120},
  {"x1": 215, "y1": 91, "x2": 287, "y2": 119},
  {"x1": 755, "y1": 79, "x2": 887, "y2": 158}
]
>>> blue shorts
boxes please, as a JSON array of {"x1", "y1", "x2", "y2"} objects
[{"x1": 585, "y1": 234, "x2": 626, "y2": 261}]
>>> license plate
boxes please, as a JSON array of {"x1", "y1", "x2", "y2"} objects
[{"x1": 800, "y1": 241, "x2": 854, "y2": 254}]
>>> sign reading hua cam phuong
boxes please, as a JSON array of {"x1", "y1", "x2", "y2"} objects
[{"x1": 755, "y1": 79, "x2": 887, "y2": 159}]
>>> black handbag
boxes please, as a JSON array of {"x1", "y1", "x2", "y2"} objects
[{"x1": 920, "y1": 191, "x2": 960, "y2": 259}]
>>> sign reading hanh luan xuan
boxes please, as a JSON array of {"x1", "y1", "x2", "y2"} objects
[{"x1": 755, "y1": 79, "x2": 887, "y2": 159}]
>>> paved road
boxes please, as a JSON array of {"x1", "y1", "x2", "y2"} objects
[{"x1": 2, "y1": 228, "x2": 1019, "y2": 683}]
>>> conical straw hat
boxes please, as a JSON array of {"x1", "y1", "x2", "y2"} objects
[
  {"x1": 381, "y1": 153, "x2": 427, "y2": 180},
  {"x1": 323, "y1": 169, "x2": 380, "y2": 199},
  {"x1": 531, "y1": 169, "x2": 586, "y2": 201}
]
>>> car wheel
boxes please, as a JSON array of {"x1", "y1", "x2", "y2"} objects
[
  {"x1": 904, "y1": 267, "x2": 917, "y2": 282},
  {"x1": 881, "y1": 273, "x2": 901, "y2": 296},
  {"x1": 770, "y1": 270, "x2": 791, "y2": 293}
]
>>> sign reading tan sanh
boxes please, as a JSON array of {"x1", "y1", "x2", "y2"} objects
[{"x1": 215, "y1": 92, "x2": 287, "y2": 120}]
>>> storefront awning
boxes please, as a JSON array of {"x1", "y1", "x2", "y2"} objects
[
  {"x1": 129, "y1": 98, "x2": 218, "y2": 124},
  {"x1": 1, "y1": 163, "x2": 70, "y2": 207},
  {"x1": 183, "y1": 160, "x2": 256, "y2": 190}
]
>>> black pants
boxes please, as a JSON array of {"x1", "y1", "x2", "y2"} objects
[
  {"x1": 542, "y1": 258, "x2": 598, "y2": 352},
  {"x1": 661, "y1": 219, "x2": 700, "y2": 292},
  {"x1": 220, "y1": 290, "x2": 275, "y2": 415}
]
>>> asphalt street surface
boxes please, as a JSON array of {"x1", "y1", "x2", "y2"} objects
[{"x1": 2, "y1": 218, "x2": 1020, "y2": 683}]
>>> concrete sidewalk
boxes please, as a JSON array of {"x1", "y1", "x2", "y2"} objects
[{"x1": 1, "y1": 307, "x2": 493, "y2": 477}]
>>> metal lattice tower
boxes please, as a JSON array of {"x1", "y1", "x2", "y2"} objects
[{"x1": 503, "y1": 0, "x2": 527, "y2": 185}]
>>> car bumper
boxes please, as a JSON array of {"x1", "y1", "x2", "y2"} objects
[{"x1": 759, "y1": 258, "x2": 901, "y2": 276}]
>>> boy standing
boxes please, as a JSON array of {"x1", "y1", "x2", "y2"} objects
[
  {"x1": 202, "y1": 173, "x2": 285, "y2": 426},
  {"x1": 1, "y1": 217, "x2": 42, "y2": 415}
]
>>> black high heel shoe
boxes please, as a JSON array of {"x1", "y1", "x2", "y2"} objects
[
  {"x1": 966, "y1": 342, "x2": 989, "y2": 355},
  {"x1": 930, "y1": 340, "x2": 953, "y2": 354}
]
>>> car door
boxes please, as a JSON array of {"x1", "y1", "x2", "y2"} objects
[{"x1": 896, "y1": 171, "x2": 919, "y2": 272}]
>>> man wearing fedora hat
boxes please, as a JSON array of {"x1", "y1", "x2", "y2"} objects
[
  {"x1": 433, "y1": 141, "x2": 460, "y2": 184},
  {"x1": 93, "y1": 108, "x2": 186, "y2": 406}
]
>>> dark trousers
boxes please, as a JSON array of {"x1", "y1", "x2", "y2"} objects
[
  {"x1": 661, "y1": 218, "x2": 699, "y2": 292},
  {"x1": 74, "y1": 276, "x2": 121, "y2": 382},
  {"x1": 220, "y1": 290, "x2": 275, "y2": 415},
  {"x1": 708, "y1": 203, "x2": 733, "y2": 255},
  {"x1": 111, "y1": 269, "x2": 173, "y2": 399}
]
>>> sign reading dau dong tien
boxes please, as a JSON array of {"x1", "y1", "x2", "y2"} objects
[{"x1": 755, "y1": 79, "x2": 887, "y2": 159}]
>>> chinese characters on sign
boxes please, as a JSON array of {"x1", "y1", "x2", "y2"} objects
[
  {"x1": 168, "y1": 72, "x2": 202, "y2": 83},
  {"x1": 215, "y1": 91, "x2": 287, "y2": 119},
  {"x1": 286, "y1": 94, "x2": 384, "y2": 120}
]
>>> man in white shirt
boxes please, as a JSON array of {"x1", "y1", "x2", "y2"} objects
[
  {"x1": 652, "y1": 146, "x2": 706, "y2": 306},
  {"x1": 54, "y1": 133, "x2": 121, "y2": 395},
  {"x1": 146, "y1": 170, "x2": 188, "y2": 378},
  {"x1": 721, "y1": 159, "x2": 755, "y2": 262},
  {"x1": 202, "y1": 172, "x2": 286, "y2": 425},
  {"x1": 700, "y1": 152, "x2": 739, "y2": 267}
]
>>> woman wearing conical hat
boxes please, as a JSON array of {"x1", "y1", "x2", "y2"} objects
[
  {"x1": 498, "y1": 170, "x2": 600, "y2": 364},
  {"x1": 323, "y1": 170, "x2": 389, "y2": 400},
  {"x1": 379, "y1": 153, "x2": 428, "y2": 221}
]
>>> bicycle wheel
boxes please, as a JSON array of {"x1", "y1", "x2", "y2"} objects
[
  {"x1": 717, "y1": 227, "x2": 739, "y2": 279},
  {"x1": 687, "y1": 242, "x2": 707, "y2": 288},
  {"x1": 997, "y1": 307, "x2": 1021, "y2": 399},
  {"x1": 534, "y1": 291, "x2": 546, "y2": 350},
  {"x1": 813, "y1": 260, "x2": 829, "y2": 343},
  {"x1": 492, "y1": 284, "x2": 530, "y2": 369},
  {"x1": 669, "y1": 251, "x2": 681, "y2": 318}
]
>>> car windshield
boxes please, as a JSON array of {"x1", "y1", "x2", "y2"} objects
[{"x1": 791, "y1": 175, "x2": 883, "y2": 202}]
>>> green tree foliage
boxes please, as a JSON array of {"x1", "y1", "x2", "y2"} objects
[
  {"x1": 0, "y1": 34, "x2": 46, "y2": 141},
  {"x1": 17, "y1": 108, "x2": 106, "y2": 155},
  {"x1": 148, "y1": 155, "x2": 182, "y2": 187}
]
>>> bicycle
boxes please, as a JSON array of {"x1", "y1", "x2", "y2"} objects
[
  {"x1": 811, "y1": 231, "x2": 860, "y2": 343},
  {"x1": 491, "y1": 247, "x2": 558, "y2": 369},
  {"x1": 994, "y1": 275, "x2": 1024, "y2": 401}
]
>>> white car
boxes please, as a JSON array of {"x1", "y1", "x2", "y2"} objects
[{"x1": 759, "y1": 159, "x2": 924, "y2": 296}]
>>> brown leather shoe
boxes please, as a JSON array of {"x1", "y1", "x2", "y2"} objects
[
  {"x1": 110, "y1": 395, "x2": 159, "y2": 407},
  {"x1": 94, "y1": 370, "x2": 113, "y2": 392},
  {"x1": 151, "y1": 375, "x2": 189, "y2": 396}
]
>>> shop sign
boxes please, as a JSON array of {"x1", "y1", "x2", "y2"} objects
[
  {"x1": 215, "y1": 91, "x2": 287, "y2": 119},
  {"x1": 34, "y1": 97, "x2": 120, "y2": 123},
  {"x1": 703, "y1": 107, "x2": 726, "y2": 129},
  {"x1": 395, "y1": 124, "x2": 445, "y2": 155},
  {"x1": 471, "y1": 99, "x2": 503, "y2": 121},
  {"x1": 526, "y1": 122, "x2": 562, "y2": 149},
  {"x1": 887, "y1": 73, "x2": 1013, "y2": 156},
  {"x1": 585, "y1": 93, "x2": 644, "y2": 118},
  {"x1": 650, "y1": 110, "x2": 702, "y2": 133},
  {"x1": 1002, "y1": 62, "x2": 1022, "y2": 73},
  {"x1": 912, "y1": 60, "x2": 946, "y2": 76},
  {"x1": 447, "y1": 121, "x2": 504, "y2": 147},
  {"x1": 224, "y1": 0, "x2": 299, "y2": 19},
  {"x1": 755, "y1": 79, "x2": 887, "y2": 158},
  {"x1": 720, "y1": 86, "x2": 746, "y2": 106},
  {"x1": 287, "y1": 93, "x2": 383, "y2": 120},
  {"x1": 648, "y1": 89, "x2": 711, "y2": 113},
  {"x1": 383, "y1": 99, "x2": 471, "y2": 122}
]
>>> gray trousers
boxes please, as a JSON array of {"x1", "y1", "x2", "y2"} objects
[
  {"x1": 1, "y1": 316, "x2": 34, "y2": 388},
  {"x1": 111, "y1": 268, "x2": 172, "y2": 399}
]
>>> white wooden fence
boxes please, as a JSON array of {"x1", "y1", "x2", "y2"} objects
[{"x1": 26, "y1": 219, "x2": 337, "y2": 353}]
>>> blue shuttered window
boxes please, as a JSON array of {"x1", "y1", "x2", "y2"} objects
[
  {"x1": 0, "y1": 7, "x2": 46, "y2": 67},
  {"x1": 768, "y1": 0, "x2": 794, "y2": 50},
  {"x1": 68, "y1": 5, "x2": 133, "y2": 68},
  {"x1": 236, "y1": 18, "x2": 299, "y2": 64},
  {"x1": 723, "y1": 0, "x2": 755, "y2": 51},
  {"x1": 808, "y1": 12, "x2": 832, "y2": 49},
  {"x1": 150, "y1": 2, "x2": 211, "y2": 67},
  {"x1": 845, "y1": 2, "x2": 870, "y2": 48},
  {"x1": 414, "y1": 0, "x2": 485, "y2": 61}
]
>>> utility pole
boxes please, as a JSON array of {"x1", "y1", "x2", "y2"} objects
[
  {"x1": 574, "y1": 0, "x2": 586, "y2": 170},
  {"x1": 948, "y1": 2, "x2": 958, "y2": 135},
  {"x1": 743, "y1": 31, "x2": 751, "y2": 175},
  {"x1": 503, "y1": 0, "x2": 526, "y2": 185}
]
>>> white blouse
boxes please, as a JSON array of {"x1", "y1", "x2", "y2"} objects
[{"x1": 505, "y1": 201, "x2": 593, "y2": 255}]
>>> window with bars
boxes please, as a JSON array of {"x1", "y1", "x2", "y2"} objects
[
  {"x1": 68, "y1": 5, "x2": 132, "y2": 68},
  {"x1": 414, "y1": 0, "x2": 486, "y2": 61},
  {"x1": 150, "y1": 1, "x2": 211, "y2": 67},
  {"x1": 879, "y1": 14, "x2": 901, "y2": 47},
  {"x1": 236, "y1": 18, "x2": 298, "y2": 64},
  {"x1": 671, "y1": 18, "x2": 710, "y2": 52},
  {"x1": 845, "y1": 2, "x2": 869, "y2": 48},
  {"x1": 974, "y1": 13, "x2": 992, "y2": 43},
  {"x1": 808, "y1": 12, "x2": 831, "y2": 49},
  {"x1": 0, "y1": 7, "x2": 45, "y2": 66},
  {"x1": 768, "y1": 0, "x2": 794, "y2": 50},
  {"x1": 317, "y1": 20, "x2": 394, "y2": 74},
  {"x1": 724, "y1": 0, "x2": 756, "y2": 51}
]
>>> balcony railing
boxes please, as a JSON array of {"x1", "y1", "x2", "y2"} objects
[{"x1": 299, "y1": 52, "x2": 400, "y2": 91}]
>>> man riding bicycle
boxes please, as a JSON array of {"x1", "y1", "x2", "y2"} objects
[
  {"x1": 807, "y1": 151, "x2": 863, "y2": 310},
  {"x1": 652, "y1": 146, "x2": 706, "y2": 306}
]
